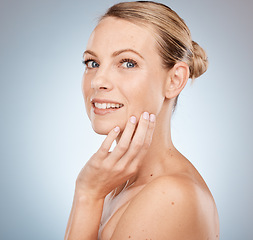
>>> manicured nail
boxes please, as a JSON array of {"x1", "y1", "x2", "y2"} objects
[
  {"x1": 150, "y1": 114, "x2": 156, "y2": 122},
  {"x1": 130, "y1": 116, "x2": 136, "y2": 124},
  {"x1": 143, "y1": 112, "x2": 149, "y2": 120},
  {"x1": 114, "y1": 126, "x2": 120, "y2": 132}
]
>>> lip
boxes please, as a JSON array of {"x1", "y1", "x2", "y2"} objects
[
  {"x1": 91, "y1": 98, "x2": 124, "y2": 105},
  {"x1": 91, "y1": 98, "x2": 124, "y2": 115}
]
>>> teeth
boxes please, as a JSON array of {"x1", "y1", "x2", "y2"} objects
[{"x1": 94, "y1": 102, "x2": 123, "y2": 109}]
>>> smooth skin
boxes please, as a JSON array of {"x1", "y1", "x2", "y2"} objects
[{"x1": 65, "y1": 17, "x2": 219, "y2": 240}]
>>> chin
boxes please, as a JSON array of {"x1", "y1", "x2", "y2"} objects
[
  {"x1": 92, "y1": 125, "x2": 111, "y2": 135},
  {"x1": 91, "y1": 119, "x2": 126, "y2": 135}
]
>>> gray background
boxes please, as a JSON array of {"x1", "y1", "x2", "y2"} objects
[{"x1": 1, "y1": 0, "x2": 252, "y2": 239}]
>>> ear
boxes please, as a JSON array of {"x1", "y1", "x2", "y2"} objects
[{"x1": 165, "y1": 62, "x2": 189, "y2": 99}]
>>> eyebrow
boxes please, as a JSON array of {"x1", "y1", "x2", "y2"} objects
[
  {"x1": 112, "y1": 49, "x2": 144, "y2": 59},
  {"x1": 83, "y1": 50, "x2": 97, "y2": 58},
  {"x1": 83, "y1": 49, "x2": 144, "y2": 60}
]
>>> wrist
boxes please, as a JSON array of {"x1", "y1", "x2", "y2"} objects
[{"x1": 74, "y1": 186, "x2": 105, "y2": 204}]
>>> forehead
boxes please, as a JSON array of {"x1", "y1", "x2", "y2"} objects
[{"x1": 86, "y1": 17, "x2": 157, "y2": 56}]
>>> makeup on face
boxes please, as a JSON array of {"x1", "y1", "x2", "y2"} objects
[{"x1": 82, "y1": 17, "x2": 167, "y2": 134}]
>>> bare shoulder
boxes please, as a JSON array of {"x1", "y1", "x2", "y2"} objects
[{"x1": 111, "y1": 175, "x2": 219, "y2": 240}]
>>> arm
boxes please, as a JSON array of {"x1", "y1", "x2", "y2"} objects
[
  {"x1": 64, "y1": 191, "x2": 104, "y2": 240},
  {"x1": 65, "y1": 112, "x2": 156, "y2": 240}
]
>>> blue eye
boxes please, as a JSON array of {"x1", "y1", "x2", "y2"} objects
[
  {"x1": 83, "y1": 59, "x2": 99, "y2": 68},
  {"x1": 122, "y1": 62, "x2": 135, "y2": 68},
  {"x1": 120, "y1": 59, "x2": 138, "y2": 68}
]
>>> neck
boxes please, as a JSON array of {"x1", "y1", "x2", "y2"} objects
[{"x1": 127, "y1": 100, "x2": 176, "y2": 189}]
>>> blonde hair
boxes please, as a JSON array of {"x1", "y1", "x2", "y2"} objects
[{"x1": 100, "y1": 1, "x2": 208, "y2": 110}]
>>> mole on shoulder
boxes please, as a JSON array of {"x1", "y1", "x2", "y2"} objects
[
  {"x1": 150, "y1": 174, "x2": 153, "y2": 176},
  {"x1": 171, "y1": 202, "x2": 175, "y2": 205},
  {"x1": 128, "y1": 236, "x2": 131, "y2": 238}
]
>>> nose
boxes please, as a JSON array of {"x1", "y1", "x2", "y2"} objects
[{"x1": 91, "y1": 68, "x2": 113, "y2": 92}]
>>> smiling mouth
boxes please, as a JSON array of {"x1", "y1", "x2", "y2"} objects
[{"x1": 93, "y1": 102, "x2": 124, "y2": 109}]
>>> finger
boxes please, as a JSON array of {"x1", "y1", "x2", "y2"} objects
[
  {"x1": 119, "y1": 112, "x2": 150, "y2": 164},
  {"x1": 109, "y1": 115, "x2": 137, "y2": 160},
  {"x1": 96, "y1": 126, "x2": 121, "y2": 158},
  {"x1": 139, "y1": 113, "x2": 156, "y2": 151},
  {"x1": 129, "y1": 112, "x2": 150, "y2": 151},
  {"x1": 130, "y1": 113, "x2": 156, "y2": 166}
]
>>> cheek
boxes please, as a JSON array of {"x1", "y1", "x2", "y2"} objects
[
  {"x1": 147, "y1": 86, "x2": 165, "y2": 114},
  {"x1": 119, "y1": 73, "x2": 164, "y2": 116},
  {"x1": 82, "y1": 74, "x2": 92, "y2": 116},
  {"x1": 82, "y1": 73, "x2": 90, "y2": 97}
]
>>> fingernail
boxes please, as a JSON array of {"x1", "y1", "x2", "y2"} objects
[
  {"x1": 143, "y1": 112, "x2": 149, "y2": 120},
  {"x1": 150, "y1": 114, "x2": 156, "y2": 122},
  {"x1": 114, "y1": 126, "x2": 120, "y2": 132},
  {"x1": 130, "y1": 116, "x2": 136, "y2": 124}
]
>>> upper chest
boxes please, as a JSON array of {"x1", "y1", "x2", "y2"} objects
[
  {"x1": 99, "y1": 200, "x2": 130, "y2": 240},
  {"x1": 98, "y1": 186, "x2": 144, "y2": 240}
]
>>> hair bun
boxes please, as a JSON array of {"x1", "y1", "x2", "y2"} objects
[{"x1": 189, "y1": 41, "x2": 208, "y2": 80}]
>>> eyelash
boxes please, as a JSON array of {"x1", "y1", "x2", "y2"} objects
[
  {"x1": 82, "y1": 58, "x2": 96, "y2": 66},
  {"x1": 81, "y1": 58, "x2": 138, "y2": 68},
  {"x1": 119, "y1": 58, "x2": 138, "y2": 67}
]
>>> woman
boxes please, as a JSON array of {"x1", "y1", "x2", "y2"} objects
[{"x1": 65, "y1": 1, "x2": 219, "y2": 239}]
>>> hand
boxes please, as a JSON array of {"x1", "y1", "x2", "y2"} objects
[{"x1": 75, "y1": 112, "x2": 156, "y2": 200}]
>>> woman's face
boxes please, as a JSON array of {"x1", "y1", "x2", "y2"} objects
[{"x1": 82, "y1": 17, "x2": 168, "y2": 134}]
